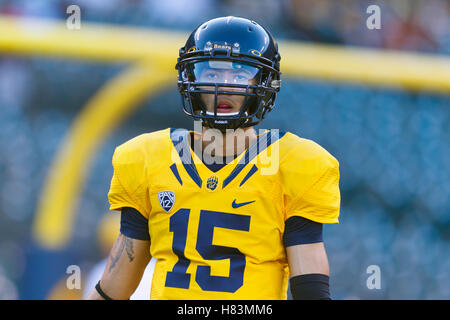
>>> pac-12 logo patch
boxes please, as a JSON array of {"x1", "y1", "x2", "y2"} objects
[{"x1": 158, "y1": 191, "x2": 175, "y2": 212}]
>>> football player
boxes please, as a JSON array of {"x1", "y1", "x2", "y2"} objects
[{"x1": 87, "y1": 16, "x2": 340, "y2": 300}]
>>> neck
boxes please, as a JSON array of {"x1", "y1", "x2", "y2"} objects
[{"x1": 200, "y1": 126, "x2": 256, "y2": 157}]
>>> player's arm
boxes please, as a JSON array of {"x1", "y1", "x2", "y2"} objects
[
  {"x1": 284, "y1": 217, "x2": 331, "y2": 300},
  {"x1": 86, "y1": 207, "x2": 151, "y2": 300},
  {"x1": 86, "y1": 233, "x2": 150, "y2": 300},
  {"x1": 286, "y1": 242, "x2": 329, "y2": 276},
  {"x1": 282, "y1": 146, "x2": 340, "y2": 299}
]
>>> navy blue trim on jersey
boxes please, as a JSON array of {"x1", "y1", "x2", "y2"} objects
[
  {"x1": 170, "y1": 163, "x2": 183, "y2": 185},
  {"x1": 239, "y1": 164, "x2": 258, "y2": 187},
  {"x1": 222, "y1": 130, "x2": 285, "y2": 188},
  {"x1": 203, "y1": 162, "x2": 227, "y2": 172},
  {"x1": 170, "y1": 128, "x2": 202, "y2": 188},
  {"x1": 283, "y1": 216, "x2": 323, "y2": 247},
  {"x1": 120, "y1": 207, "x2": 150, "y2": 241},
  {"x1": 202, "y1": 154, "x2": 237, "y2": 172}
]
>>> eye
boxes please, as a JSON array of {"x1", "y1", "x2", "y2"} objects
[
  {"x1": 202, "y1": 71, "x2": 218, "y2": 81},
  {"x1": 233, "y1": 72, "x2": 251, "y2": 83}
]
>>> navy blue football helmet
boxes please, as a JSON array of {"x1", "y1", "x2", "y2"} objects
[{"x1": 175, "y1": 16, "x2": 281, "y2": 131}]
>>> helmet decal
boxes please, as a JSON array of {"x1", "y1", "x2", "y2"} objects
[{"x1": 250, "y1": 49, "x2": 262, "y2": 56}]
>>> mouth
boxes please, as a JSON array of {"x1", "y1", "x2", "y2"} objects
[
  {"x1": 215, "y1": 98, "x2": 236, "y2": 113},
  {"x1": 217, "y1": 103, "x2": 234, "y2": 113}
]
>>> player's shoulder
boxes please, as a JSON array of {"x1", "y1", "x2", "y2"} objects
[
  {"x1": 279, "y1": 131, "x2": 339, "y2": 169},
  {"x1": 113, "y1": 128, "x2": 172, "y2": 163}
]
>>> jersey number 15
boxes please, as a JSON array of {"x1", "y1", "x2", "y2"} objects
[{"x1": 165, "y1": 209, "x2": 251, "y2": 293}]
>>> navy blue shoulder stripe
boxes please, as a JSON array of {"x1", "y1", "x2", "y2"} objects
[
  {"x1": 223, "y1": 130, "x2": 286, "y2": 189},
  {"x1": 239, "y1": 164, "x2": 258, "y2": 187},
  {"x1": 170, "y1": 163, "x2": 183, "y2": 186},
  {"x1": 170, "y1": 128, "x2": 202, "y2": 188}
]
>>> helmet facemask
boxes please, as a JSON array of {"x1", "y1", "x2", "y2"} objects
[{"x1": 177, "y1": 58, "x2": 279, "y2": 132}]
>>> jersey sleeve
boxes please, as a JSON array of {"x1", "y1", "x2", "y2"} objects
[
  {"x1": 282, "y1": 140, "x2": 340, "y2": 224},
  {"x1": 108, "y1": 142, "x2": 151, "y2": 219}
]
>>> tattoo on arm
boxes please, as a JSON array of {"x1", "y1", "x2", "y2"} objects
[
  {"x1": 124, "y1": 237, "x2": 135, "y2": 262},
  {"x1": 108, "y1": 234, "x2": 135, "y2": 273}
]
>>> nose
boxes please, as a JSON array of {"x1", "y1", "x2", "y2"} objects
[{"x1": 218, "y1": 85, "x2": 245, "y2": 93}]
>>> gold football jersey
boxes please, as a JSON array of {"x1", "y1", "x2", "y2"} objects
[{"x1": 108, "y1": 128, "x2": 340, "y2": 299}]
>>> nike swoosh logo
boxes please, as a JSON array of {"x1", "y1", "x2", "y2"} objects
[{"x1": 232, "y1": 199, "x2": 255, "y2": 209}]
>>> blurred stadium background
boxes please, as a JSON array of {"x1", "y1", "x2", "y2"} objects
[{"x1": 0, "y1": 0, "x2": 449, "y2": 300}]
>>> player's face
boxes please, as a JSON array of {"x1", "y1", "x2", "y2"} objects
[{"x1": 192, "y1": 61, "x2": 259, "y2": 115}]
